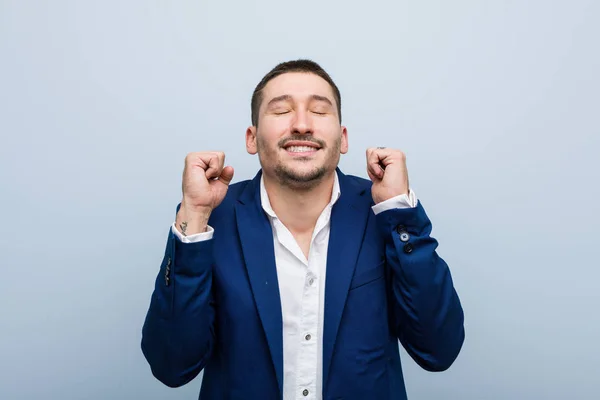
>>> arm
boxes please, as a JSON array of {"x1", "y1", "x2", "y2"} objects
[
  {"x1": 376, "y1": 202, "x2": 465, "y2": 371},
  {"x1": 141, "y1": 211, "x2": 216, "y2": 387},
  {"x1": 141, "y1": 151, "x2": 234, "y2": 386},
  {"x1": 366, "y1": 147, "x2": 464, "y2": 371}
]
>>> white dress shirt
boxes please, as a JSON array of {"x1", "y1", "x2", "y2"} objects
[{"x1": 172, "y1": 174, "x2": 417, "y2": 400}]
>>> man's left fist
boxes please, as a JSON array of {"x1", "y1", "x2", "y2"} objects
[{"x1": 366, "y1": 147, "x2": 410, "y2": 204}]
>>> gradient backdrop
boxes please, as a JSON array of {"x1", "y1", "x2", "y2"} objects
[{"x1": 1, "y1": 1, "x2": 598, "y2": 399}]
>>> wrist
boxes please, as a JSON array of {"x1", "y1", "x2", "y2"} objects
[{"x1": 177, "y1": 201, "x2": 212, "y2": 236}]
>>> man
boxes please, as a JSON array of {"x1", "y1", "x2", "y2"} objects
[{"x1": 141, "y1": 59, "x2": 465, "y2": 400}]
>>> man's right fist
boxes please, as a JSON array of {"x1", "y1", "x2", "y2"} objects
[{"x1": 176, "y1": 152, "x2": 234, "y2": 236}]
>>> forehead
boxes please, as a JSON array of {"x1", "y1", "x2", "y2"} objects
[{"x1": 262, "y1": 72, "x2": 336, "y2": 103}]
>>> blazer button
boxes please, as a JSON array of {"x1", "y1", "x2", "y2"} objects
[
  {"x1": 403, "y1": 243, "x2": 414, "y2": 254},
  {"x1": 399, "y1": 232, "x2": 410, "y2": 242}
]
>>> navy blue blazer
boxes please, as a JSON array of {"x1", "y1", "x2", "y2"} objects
[{"x1": 142, "y1": 169, "x2": 464, "y2": 399}]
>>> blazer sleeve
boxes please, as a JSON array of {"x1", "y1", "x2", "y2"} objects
[
  {"x1": 141, "y1": 226, "x2": 216, "y2": 387},
  {"x1": 375, "y1": 201, "x2": 465, "y2": 371}
]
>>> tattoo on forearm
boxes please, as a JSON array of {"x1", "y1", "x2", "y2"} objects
[{"x1": 180, "y1": 221, "x2": 188, "y2": 236}]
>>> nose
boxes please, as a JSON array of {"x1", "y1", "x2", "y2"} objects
[{"x1": 291, "y1": 109, "x2": 313, "y2": 135}]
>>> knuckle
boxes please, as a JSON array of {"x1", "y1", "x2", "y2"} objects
[
  {"x1": 187, "y1": 151, "x2": 206, "y2": 160},
  {"x1": 205, "y1": 153, "x2": 218, "y2": 163}
]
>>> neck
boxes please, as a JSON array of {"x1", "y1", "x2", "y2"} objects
[{"x1": 263, "y1": 170, "x2": 336, "y2": 235}]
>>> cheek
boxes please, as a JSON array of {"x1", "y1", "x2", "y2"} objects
[
  {"x1": 260, "y1": 118, "x2": 290, "y2": 140},
  {"x1": 319, "y1": 123, "x2": 344, "y2": 146},
  {"x1": 315, "y1": 116, "x2": 341, "y2": 132},
  {"x1": 256, "y1": 132, "x2": 281, "y2": 155}
]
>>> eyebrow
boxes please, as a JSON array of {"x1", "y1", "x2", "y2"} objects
[
  {"x1": 310, "y1": 95, "x2": 333, "y2": 106},
  {"x1": 266, "y1": 94, "x2": 334, "y2": 108},
  {"x1": 266, "y1": 95, "x2": 292, "y2": 108}
]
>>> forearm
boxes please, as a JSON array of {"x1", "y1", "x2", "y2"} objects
[
  {"x1": 141, "y1": 229, "x2": 216, "y2": 387},
  {"x1": 377, "y1": 203, "x2": 465, "y2": 371}
]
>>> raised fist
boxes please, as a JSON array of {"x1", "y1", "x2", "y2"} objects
[{"x1": 177, "y1": 152, "x2": 234, "y2": 235}]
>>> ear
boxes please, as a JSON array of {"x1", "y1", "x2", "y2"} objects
[
  {"x1": 340, "y1": 126, "x2": 348, "y2": 154},
  {"x1": 246, "y1": 126, "x2": 258, "y2": 155}
]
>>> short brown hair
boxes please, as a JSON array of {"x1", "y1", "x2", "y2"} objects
[{"x1": 251, "y1": 59, "x2": 342, "y2": 126}]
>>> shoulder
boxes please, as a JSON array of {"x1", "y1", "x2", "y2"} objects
[
  {"x1": 343, "y1": 173, "x2": 372, "y2": 190},
  {"x1": 338, "y1": 171, "x2": 374, "y2": 199},
  {"x1": 226, "y1": 179, "x2": 252, "y2": 200}
]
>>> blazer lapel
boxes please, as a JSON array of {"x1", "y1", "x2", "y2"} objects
[
  {"x1": 235, "y1": 171, "x2": 284, "y2": 394},
  {"x1": 322, "y1": 169, "x2": 372, "y2": 389}
]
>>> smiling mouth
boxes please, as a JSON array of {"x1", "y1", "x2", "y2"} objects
[
  {"x1": 285, "y1": 145, "x2": 319, "y2": 153},
  {"x1": 282, "y1": 140, "x2": 322, "y2": 154}
]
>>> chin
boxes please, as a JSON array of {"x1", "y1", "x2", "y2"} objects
[{"x1": 274, "y1": 164, "x2": 328, "y2": 189}]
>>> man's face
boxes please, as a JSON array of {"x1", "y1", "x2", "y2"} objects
[{"x1": 246, "y1": 72, "x2": 348, "y2": 189}]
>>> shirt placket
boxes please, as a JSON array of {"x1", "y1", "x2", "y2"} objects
[
  {"x1": 295, "y1": 207, "x2": 332, "y2": 400},
  {"x1": 295, "y1": 259, "x2": 319, "y2": 399}
]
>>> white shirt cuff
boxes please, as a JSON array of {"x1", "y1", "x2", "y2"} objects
[
  {"x1": 371, "y1": 189, "x2": 418, "y2": 215},
  {"x1": 171, "y1": 223, "x2": 214, "y2": 243}
]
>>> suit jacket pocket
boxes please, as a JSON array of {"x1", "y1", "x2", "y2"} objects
[{"x1": 349, "y1": 261, "x2": 385, "y2": 290}]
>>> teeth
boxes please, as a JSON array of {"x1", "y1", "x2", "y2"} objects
[{"x1": 287, "y1": 146, "x2": 316, "y2": 153}]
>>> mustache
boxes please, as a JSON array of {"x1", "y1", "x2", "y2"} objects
[{"x1": 278, "y1": 135, "x2": 326, "y2": 148}]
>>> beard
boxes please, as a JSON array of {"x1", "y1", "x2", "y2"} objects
[
  {"x1": 257, "y1": 134, "x2": 341, "y2": 190},
  {"x1": 273, "y1": 161, "x2": 328, "y2": 190}
]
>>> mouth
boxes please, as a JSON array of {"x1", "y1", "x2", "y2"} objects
[{"x1": 282, "y1": 141, "x2": 321, "y2": 156}]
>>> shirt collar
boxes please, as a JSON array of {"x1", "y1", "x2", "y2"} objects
[{"x1": 260, "y1": 171, "x2": 342, "y2": 219}]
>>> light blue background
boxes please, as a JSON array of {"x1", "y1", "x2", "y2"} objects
[{"x1": 1, "y1": 1, "x2": 599, "y2": 399}]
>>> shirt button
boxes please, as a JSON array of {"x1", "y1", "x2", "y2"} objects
[
  {"x1": 308, "y1": 278, "x2": 314, "y2": 286},
  {"x1": 305, "y1": 334, "x2": 311, "y2": 341},
  {"x1": 403, "y1": 243, "x2": 414, "y2": 254},
  {"x1": 400, "y1": 232, "x2": 410, "y2": 242},
  {"x1": 303, "y1": 389, "x2": 309, "y2": 396}
]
